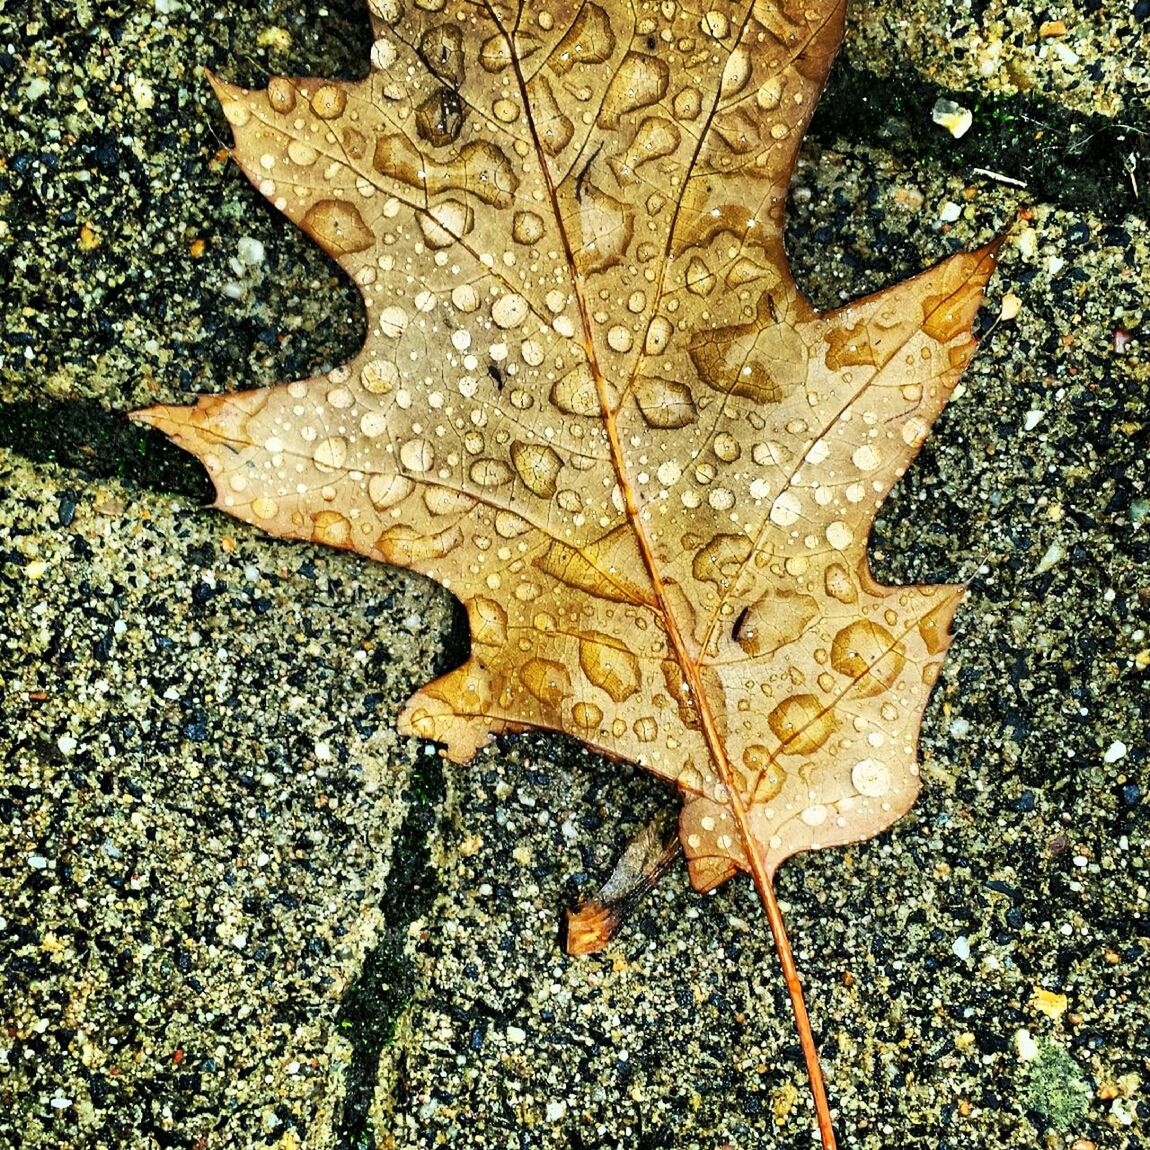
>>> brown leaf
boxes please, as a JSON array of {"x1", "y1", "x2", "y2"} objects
[{"x1": 132, "y1": 3, "x2": 999, "y2": 1144}]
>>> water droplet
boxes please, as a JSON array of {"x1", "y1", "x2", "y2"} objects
[
  {"x1": 826, "y1": 521, "x2": 853, "y2": 550},
  {"x1": 314, "y1": 436, "x2": 348, "y2": 471},
  {"x1": 769, "y1": 491, "x2": 802, "y2": 527},
  {"x1": 512, "y1": 211, "x2": 544, "y2": 244},
  {"x1": 379, "y1": 306, "x2": 409, "y2": 338},
  {"x1": 310, "y1": 84, "x2": 348, "y2": 120},
  {"x1": 399, "y1": 438, "x2": 434, "y2": 473},
  {"x1": 701, "y1": 10, "x2": 729, "y2": 38},
  {"x1": 368, "y1": 473, "x2": 413, "y2": 509},
  {"x1": 852, "y1": 758, "x2": 890, "y2": 797},
  {"x1": 712, "y1": 433, "x2": 740, "y2": 463},
  {"x1": 606, "y1": 325, "x2": 633, "y2": 353}
]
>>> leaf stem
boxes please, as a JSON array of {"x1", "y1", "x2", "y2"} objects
[{"x1": 752, "y1": 869, "x2": 838, "y2": 1150}]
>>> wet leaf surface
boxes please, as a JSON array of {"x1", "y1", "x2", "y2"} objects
[{"x1": 133, "y1": 3, "x2": 999, "y2": 1142}]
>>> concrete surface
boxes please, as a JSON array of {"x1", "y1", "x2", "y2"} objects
[{"x1": 1, "y1": 2, "x2": 1147, "y2": 1148}]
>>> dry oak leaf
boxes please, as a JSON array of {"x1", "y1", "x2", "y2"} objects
[{"x1": 134, "y1": 1, "x2": 999, "y2": 1145}]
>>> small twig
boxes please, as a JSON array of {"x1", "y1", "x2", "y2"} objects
[{"x1": 970, "y1": 167, "x2": 1028, "y2": 188}]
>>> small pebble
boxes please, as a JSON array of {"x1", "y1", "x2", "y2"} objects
[
  {"x1": 998, "y1": 292, "x2": 1022, "y2": 322},
  {"x1": 1035, "y1": 542, "x2": 1064, "y2": 574},
  {"x1": 1015, "y1": 227, "x2": 1038, "y2": 260},
  {"x1": 236, "y1": 236, "x2": 266, "y2": 266},
  {"x1": 932, "y1": 98, "x2": 972, "y2": 138}
]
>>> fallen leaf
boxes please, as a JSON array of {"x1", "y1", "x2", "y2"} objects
[{"x1": 133, "y1": 2, "x2": 999, "y2": 1144}]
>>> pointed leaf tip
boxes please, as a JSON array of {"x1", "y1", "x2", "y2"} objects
[{"x1": 129, "y1": 403, "x2": 189, "y2": 439}]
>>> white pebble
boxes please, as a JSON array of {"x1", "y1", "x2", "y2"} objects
[
  {"x1": 932, "y1": 98, "x2": 972, "y2": 139},
  {"x1": 1015, "y1": 1028, "x2": 1038, "y2": 1061},
  {"x1": 237, "y1": 236, "x2": 266, "y2": 266},
  {"x1": 1035, "y1": 542, "x2": 1064, "y2": 574},
  {"x1": 1103, "y1": 740, "x2": 1128, "y2": 764},
  {"x1": 951, "y1": 935, "x2": 971, "y2": 961}
]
